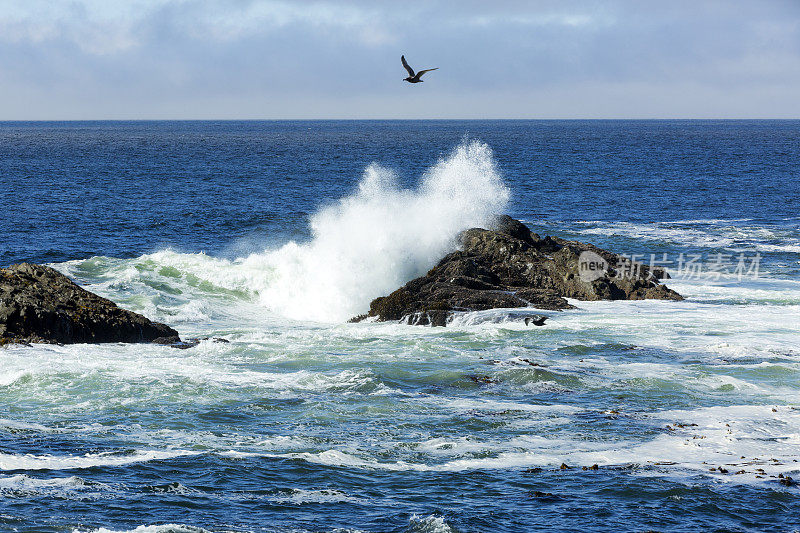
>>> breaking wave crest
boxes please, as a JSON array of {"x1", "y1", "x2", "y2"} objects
[
  {"x1": 254, "y1": 140, "x2": 508, "y2": 321},
  {"x1": 61, "y1": 141, "x2": 509, "y2": 324}
]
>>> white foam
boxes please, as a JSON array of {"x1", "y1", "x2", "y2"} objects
[
  {"x1": 79, "y1": 526, "x2": 212, "y2": 533},
  {"x1": 559, "y1": 219, "x2": 800, "y2": 253},
  {"x1": 0, "y1": 370, "x2": 30, "y2": 387},
  {"x1": 446, "y1": 308, "x2": 553, "y2": 327},
  {"x1": 408, "y1": 514, "x2": 456, "y2": 533},
  {"x1": 0, "y1": 340, "x2": 383, "y2": 404},
  {"x1": 430, "y1": 396, "x2": 584, "y2": 416},
  {"x1": 0, "y1": 474, "x2": 87, "y2": 490},
  {"x1": 269, "y1": 488, "x2": 363, "y2": 505},
  {"x1": 241, "y1": 401, "x2": 800, "y2": 481},
  {"x1": 548, "y1": 294, "x2": 800, "y2": 367},
  {"x1": 0, "y1": 449, "x2": 197, "y2": 471},
  {"x1": 252, "y1": 140, "x2": 509, "y2": 322},
  {"x1": 0, "y1": 418, "x2": 57, "y2": 433}
]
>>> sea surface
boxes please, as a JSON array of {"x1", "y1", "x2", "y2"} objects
[{"x1": 1, "y1": 120, "x2": 799, "y2": 532}]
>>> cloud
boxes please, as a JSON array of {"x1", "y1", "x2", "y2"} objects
[
  {"x1": 0, "y1": 0, "x2": 798, "y2": 118},
  {"x1": 0, "y1": 0, "x2": 396, "y2": 52}
]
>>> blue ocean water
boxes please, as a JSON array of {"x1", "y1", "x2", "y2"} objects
[{"x1": 1, "y1": 121, "x2": 799, "y2": 532}]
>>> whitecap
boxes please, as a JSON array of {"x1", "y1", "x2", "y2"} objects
[
  {"x1": 408, "y1": 514, "x2": 456, "y2": 533},
  {"x1": 78, "y1": 525, "x2": 213, "y2": 533},
  {"x1": 269, "y1": 488, "x2": 363, "y2": 505},
  {"x1": 0, "y1": 449, "x2": 198, "y2": 471}
]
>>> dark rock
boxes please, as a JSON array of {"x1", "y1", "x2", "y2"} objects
[
  {"x1": 151, "y1": 336, "x2": 182, "y2": 345},
  {"x1": 529, "y1": 490, "x2": 560, "y2": 500},
  {"x1": 153, "y1": 336, "x2": 199, "y2": 350},
  {"x1": 0, "y1": 263, "x2": 179, "y2": 345},
  {"x1": 524, "y1": 315, "x2": 547, "y2": 326},
  {"x1": 170, "y1": 340, "x2": 201, "y2": 350},
  {"x1": 152, "y1": 336, "x2": 229, "y2": 350},
  {"x1": 351, "y1": 217, "x2": 683, "y2": 325},
  {"x1": 491, "y1": 214, "x2": 540, "y2": 243},
  {"x1": 468, "y1": 374, "x2": 498, "y2": 385}
]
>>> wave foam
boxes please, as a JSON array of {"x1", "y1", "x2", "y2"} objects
[
  {"x1": 408, "y1": 514, "x2": 456, "y2": 533},
  {"x1": 79, "y1": 526, "x2": 211, "y2": 533},
  {"x1": 0, "y1": 449, "x2": 197, "y2": 471},
  {"x1": 559, "y1": 219, "x2": 800, "y2": 254},
  {"x1": 269, "y1": 488, "x2": 363, "y2": 505},
  {"x1": 253, "y1": 140, "x2": 509, "y2": 322},
  {"x1": 59, "y1": 141, "x2": 508, "y2": 324}
]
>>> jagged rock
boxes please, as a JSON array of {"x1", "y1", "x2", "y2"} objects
[
  {"x1": 151, "y1": 336, "x2": 231, "y2": 350},
  {"x1": 524, "y1": 315, "x2": 547, "y2": 326},
  {"x1": 0, "y1": 263, "x2": 179, "y2": 345},
  {"x1": 151, "y1": 335, "x2": 198, "y2": 349},
  {"x1": 353, "y1": 216, "x2": 682, "y2": 326}
]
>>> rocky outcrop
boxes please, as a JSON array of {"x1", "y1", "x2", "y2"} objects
[
  {"x1": 353, "y1": 216, "x2": 683, "y2": 326},
  {"x1": 0, "y1": 263, "x2": 179, "y2": 345}
]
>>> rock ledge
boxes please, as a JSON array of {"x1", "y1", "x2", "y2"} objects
[
  {"x1": 352, "y1": 216, "x2": 683, "y2": 326},
  {"x1": 1, "y1": 263, "x2": 179, "y2": 345}
]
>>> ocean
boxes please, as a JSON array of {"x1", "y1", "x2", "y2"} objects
[{"x1": 1, "y1": 120, "x2": 799, "y2": 532}]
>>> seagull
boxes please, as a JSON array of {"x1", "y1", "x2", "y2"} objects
[{"x1": 401, "y1": 55, "x2": 438, "y2": 83}]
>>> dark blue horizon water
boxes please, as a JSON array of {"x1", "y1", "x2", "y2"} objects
[
  {"x1": 1, "y1": 120, "x2": 800, "y2": 533},
  {"x1": 3, "y1": 120, "x2": 799, "y2": 266}
]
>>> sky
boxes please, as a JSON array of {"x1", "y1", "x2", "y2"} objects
[{"x1": 1, "y1": 0, "x2": 799, "y2": 119}]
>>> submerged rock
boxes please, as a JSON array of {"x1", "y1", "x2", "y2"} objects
[
  {"x1": 0, "y1": 263, "x2": 179, "y2": 345},
  {"x1": 151, "y1": 336, "x2": 198, "y2": 350},
  {"x1": 152, "y1": 336, "x2": 230, "y2": 350},
  {"x1": 352, "y1": 215, "x2": 682, "y2": 326}
]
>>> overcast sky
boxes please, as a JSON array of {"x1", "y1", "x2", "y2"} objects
[{"x1": 1, "y1": 0, "x2": 799, "y2": 119}]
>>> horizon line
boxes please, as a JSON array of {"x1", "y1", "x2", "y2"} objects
[{"x1": 2, "y1": 117, "x2": 799, "y2": 122}]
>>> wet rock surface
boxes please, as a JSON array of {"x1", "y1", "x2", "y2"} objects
[
  {"x1": 353, "y1": 215, "x2": 683, "y2": 325},
  {"x1": 0, "y1": 263, "x2": 179, "y2": 345}
]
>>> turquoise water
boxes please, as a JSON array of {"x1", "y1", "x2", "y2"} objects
[{"x1": 1, "y1": 121, "x2": 799, "y2": 532}]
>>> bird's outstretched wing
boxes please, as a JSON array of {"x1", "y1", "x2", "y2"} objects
[
  {"x1": 416, "y1": 68, "x2": 439, "y2": 79},
  {"x1": 401, "y1": 55, "x2": 415, "y2": 77}
]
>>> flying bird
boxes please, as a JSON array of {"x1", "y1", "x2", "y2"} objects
[{"x1": 401, "y1": 55, "x2": 438, "y2": 83}]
